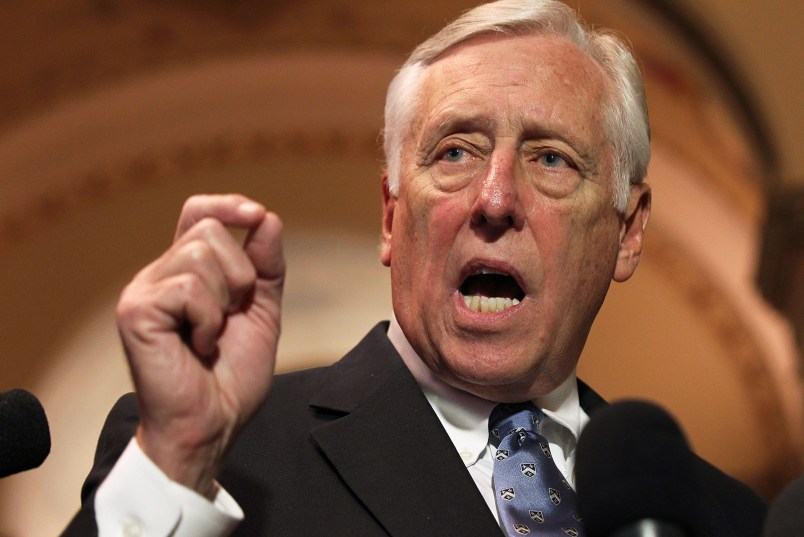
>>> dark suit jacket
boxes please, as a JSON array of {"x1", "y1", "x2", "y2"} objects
[{"x1": 62, "y1": 322, "x2": 766, "y2": 536}]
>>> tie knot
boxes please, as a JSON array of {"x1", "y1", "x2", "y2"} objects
[{"x1": 489, "y1": 402, "x2": 543, "y2": 443}]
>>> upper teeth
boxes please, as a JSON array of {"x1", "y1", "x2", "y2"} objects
[{"x1": 463, "y1": 295, "x2": 520, "y2": 313}]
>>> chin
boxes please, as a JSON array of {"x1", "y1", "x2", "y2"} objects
[
  {"x1": 452, "y1": 379, "x2": 539, "y2": 404},
  {"x1": 449, "y1": 357, "x2": 536, "y2": 388},
  {"x1": 448, "y1": 354, "x2": 567, "y2": 400}
]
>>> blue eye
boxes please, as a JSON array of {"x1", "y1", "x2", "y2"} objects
[
  {"x1": 442, "y1": 147, "x2": 466, "y2": 162},
  {"x1": 539, "y1": 152, "x2": 566, "y2": 168}
]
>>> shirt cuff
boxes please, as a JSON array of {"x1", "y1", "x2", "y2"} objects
[{"x1": 95, "y1": 438, "x2": 243, "y2": 537}]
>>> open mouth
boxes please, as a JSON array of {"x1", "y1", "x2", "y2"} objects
[{"x1": 459, "y1": 269, "x2": 525, "y2": 313}]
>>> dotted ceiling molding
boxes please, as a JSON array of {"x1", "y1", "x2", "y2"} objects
[{"x1": 0, "y1": 127, "x2": 381, "y2": 252}]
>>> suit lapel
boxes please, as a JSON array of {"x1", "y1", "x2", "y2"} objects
[
  {"x1": 577, "y1": 378, "x2": 607, "y2": 416},
  {"x1": 308, "y1": 324, "x2": 500, "y2": 536}
]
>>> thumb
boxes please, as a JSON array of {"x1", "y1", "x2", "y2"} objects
[{"x1": 245, "y1": 212, "x2": 285, "y2": 285}]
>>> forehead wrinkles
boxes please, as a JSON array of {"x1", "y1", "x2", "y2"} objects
[
  {"x1": 415, "y1": 62, "x2": 531, "y2": 144},
  {"x1": 429, "y1": 37, "x2": 606, "y2": 117}
]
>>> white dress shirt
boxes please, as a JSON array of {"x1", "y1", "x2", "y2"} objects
[{"x1": 386, "y1": 315, "x2": 589, "y2": 522}]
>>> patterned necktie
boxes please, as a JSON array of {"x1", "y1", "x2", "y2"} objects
[{"x1": 489, "y1": 403, "x2": 584, "y2": 536}]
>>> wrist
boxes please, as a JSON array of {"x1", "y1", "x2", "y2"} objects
[{"x1": 135, "y1": 426, "x2": 225, "y2": 500}]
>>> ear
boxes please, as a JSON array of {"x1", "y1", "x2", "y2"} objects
[
  {"x1": 380, "y1": 173, "x2": 395, "y2": 267},
  {"x1": 613, "y1": 182, "x2": 651, "y2": 282}
]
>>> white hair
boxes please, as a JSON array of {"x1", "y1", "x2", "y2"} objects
[{"x1": 382, "y1": 0, "x2": 650, "y2": 212}]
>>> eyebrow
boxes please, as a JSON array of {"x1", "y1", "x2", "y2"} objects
[
  {"x1": 519, "y1": 124, "x2": 596, "y2": 170},
  {"x1": 424, "y1": 114, "x2": 495, "y2": 144},
  {"x1": 413, "y1": 113, "x2": 493, "y2": 164}
]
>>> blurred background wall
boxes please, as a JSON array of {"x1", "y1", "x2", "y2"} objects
[{"x1": 0, "y1": 1, "x2": 801, "y2": 535}]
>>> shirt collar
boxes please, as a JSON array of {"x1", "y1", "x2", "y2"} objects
[{"x1": 387, "y1": 314, "x2": 584, "y2": 463}]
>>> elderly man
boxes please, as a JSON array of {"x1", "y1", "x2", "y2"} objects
[{"x1": 62, "y1": 1, "x2": 765, "y2": 536}]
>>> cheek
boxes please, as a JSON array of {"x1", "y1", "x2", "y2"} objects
[
  {"x1": 531, "y1": 200, "x2": 619, "y2": 284},
  {"x1": 565, "y1": 215, "x2": 621, "y2": 300},
  {"x1": 407, "y1": 191, "x2": 468, "y2": 247},
  {"x1": 525, "y1": 201, "x2": 571, "y2": 262},
  {"x1": 390, "y1": 194, "x2": 459, "y2": 291}
]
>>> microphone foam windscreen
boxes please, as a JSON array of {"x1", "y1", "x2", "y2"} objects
[
  {"x1": 0, "y1": 388, "x2": 51, "y2": 477},
  {"x1": 575, "y1": 400, "x2": 704, "y2": 537}
]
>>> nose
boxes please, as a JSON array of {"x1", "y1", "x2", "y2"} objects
[{"x1": 470, "y1": 151, "x2": 525, "y2": 231}]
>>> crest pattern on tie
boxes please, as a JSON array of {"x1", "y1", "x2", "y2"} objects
[{"x1": 489, "y1": 403, "x2": 584, "y2": 536}]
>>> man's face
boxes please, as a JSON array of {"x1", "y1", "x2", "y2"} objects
[{"x1": 381, "y1": 33, "x2": 649, "y2": 402}]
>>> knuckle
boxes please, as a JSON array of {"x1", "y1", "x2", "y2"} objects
[
  {"x1": 179, "y1": 270, "x2": 229, "y2": 309},
  {"x1": 182, "y1": 239, "x2": 215, "y2": 264},
  {"x1": 193, "y1": 217, "x2": 227, "y2": 241},
  {"x1": 115, "y1": 285, "x2": 153, "y2": 329},
  {"x1": 176, "y1": 272, "x2": 206, "y2": 296},
  {"x1": 181, "y1": 194, "x2": 209, "y2": 213},
  {"x1": 115, "y1": 293, "x2": 137, "y2": 323}
]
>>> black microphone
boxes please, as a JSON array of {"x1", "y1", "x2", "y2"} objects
[
  {"x1": 575, "y1": 400, "x2": 705, "y2": 537},
  {"x1": 762, "y1": 474, "x2": 804, "y2": 536},
  {"x1": 0, "y1": 388, "x2": 51, "y2": 477}
]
